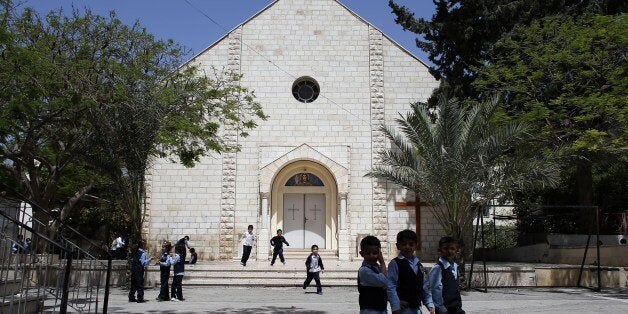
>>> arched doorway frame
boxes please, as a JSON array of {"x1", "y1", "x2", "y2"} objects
[
  {"x1": 258, "y1": 144, "x2": 350, "y2": 259},
  {"x1": 272, "y1": 161, "x2": 336, "y2": 250}
]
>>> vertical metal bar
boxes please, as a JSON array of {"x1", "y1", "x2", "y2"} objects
[
  {"x1": 596, "y1": 207, "x2": 601, "y2": 292},
  {"x1": 467, "y1": 209, "x2": 481, "y2": 290},
  {"x1": 481, "y1": 209, "x2": 488, "y2": 293},
  {"x1": 577, "y1": 234, "x2": 591, "y2": 288},
  {"x1": 60, "y1": 253, "x2": 72, "y2": 314},
  {"x1": 103, "y1": 255, "x2": 112, "y2": 313}
]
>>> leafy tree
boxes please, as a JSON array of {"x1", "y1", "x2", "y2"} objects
[
  {"x1": 388, "y1": 0, "x2": 625, "y2": 102},
  {"x1": 0, "y1": 3, "x2": 266, "y2": 242},
  {"x1": 474, "y1": 14, "x2": 627, "y2": 206},
  {"x1": 366, "y1": 94, "x2": 558, "y2": 264}
]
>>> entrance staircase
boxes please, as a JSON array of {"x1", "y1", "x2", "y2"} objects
[{"x1": 146, "y1": 249, "x2": 362, "y2": 287}]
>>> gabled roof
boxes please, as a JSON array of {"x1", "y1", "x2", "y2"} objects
[{"x1": 186, "y1": 0, "x2": 429, "y2": 68}]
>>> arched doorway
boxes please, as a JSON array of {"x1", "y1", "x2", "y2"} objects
[{"x1": 271, "y1": 161, "x2": 337, "y2": 250}]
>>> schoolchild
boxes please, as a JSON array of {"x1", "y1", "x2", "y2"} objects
[
  {"x1": 240, "y1": 225, "x2": 256, "y2": 266},
  {"x1": 303, "y1": 244, "x2": 324, "y2": 294},
  {"x1": 156, "y1": 241, "x2": 172, "y2": 301},
  {"x1": 387, "y1": 229, "x2": 434, "y2": 314},
  {"x1": 358, "y1": 235, "x2": 388, "y2": 313},
  {"x1": 185, "y1": 248, "x2": 197, "y2": 264},
  {"x1": 128, "y1": 240, "x2": 151, "y2": 303},
  {"x1": 270, "y1": 229, "x2": 289, "y2": 266},
  {"x1": 429, "y1": 236, "x2": 465, "y2": 314},
  {"x1": 170, "y1": 244, "x2": 186, "y2": 301}
]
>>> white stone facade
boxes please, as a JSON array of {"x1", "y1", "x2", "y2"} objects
[{"x1": 144, "y1": 0, "x2": 440, "y2": 261}]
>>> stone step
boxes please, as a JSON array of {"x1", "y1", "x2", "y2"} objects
[
  {"x1": 0, "y1": 293, "x2": 45, "y2": 314},
  {"x1": 183, "y1": 278, "x2": 355, "y2": 287}
]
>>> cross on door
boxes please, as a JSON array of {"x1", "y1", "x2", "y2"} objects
[
  {"x1": 287, "y1": 204, "x2": 300, "y2": 220},
  {"x1": 309, "y1": 204, "x2": 322, "y2": 220}
]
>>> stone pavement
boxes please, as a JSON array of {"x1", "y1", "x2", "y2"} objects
[{"x1": 106, "y1": 286, "x2": 628, "y2": 313}]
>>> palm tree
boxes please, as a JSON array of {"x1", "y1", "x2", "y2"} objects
[{"x1": 367, "y1": 93, "x2": 558, "y2": 261}]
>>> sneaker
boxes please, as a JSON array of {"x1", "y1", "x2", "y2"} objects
[
  {"x1": 240, "y1": 262, "x2": 244, "y2": 266},
  {"x1": 171, "y1": 298, "x2": 179, "y2": 302},
  {"x1": 270, "y1": 263, "x2": 274, "y2": 266},
  {"x1": 316, "y1": 291, "x2": 323, "y2": 295},
  {"x1": 282, "y1": 261, "x2": 286, "y2": 265},
  {"x1": 128, "y1": 299, "x2": 137, "y2": 303},
  {"x1": 302, "y1": 285, "x2": 306, "y2": 290},
  {"x1": 136, "y1": 300, "x2": 147, "y2": 303},
  {"x1": 178, "y1": 298, "x2": 185, "y2": 301}
]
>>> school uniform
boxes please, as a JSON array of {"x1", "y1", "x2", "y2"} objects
[
  {"x1": 358, "y1": 261, "x2": 388, "y2": 313},
  {"x1": 128, "y1": 248, "x2": 150, "y2": 302},
  {"x1": 303, "y1": 253, "x2": 324, "y2": 293},
  {"x1": 386, "y1": 255, "x2": 434, "y2": 314},
  {"x1": 170, "y1": 253, "x2": 185, "y2": 301},
  {"x1": 157, "y1": 251, "x2": 171, "y2": 301},
  {"x1": 429, "y1": 257, "x2": 464, "y2": 314},
  {"x1": 240, "y1": 231, "x2": 256, "y2": 266},
  {"x1": 270, "y1": 235, "x2": 289, "y2": 265}
]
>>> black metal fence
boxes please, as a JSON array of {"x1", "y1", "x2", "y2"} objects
[{"x1": 1, "y1": 197, "x2": 112, "y2": 313}]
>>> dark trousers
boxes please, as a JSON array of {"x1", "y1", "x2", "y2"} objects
[
  {"x1": 241, "y1": 245, "x2": 253, "y2": 265},
  {"x1": 271, "y1": 248, "x2": 284, "y2": 265},
  {"x1": 128, "y1": 267, "x2": 145, "y2": 301},
  {"x1": 158, "y1": 269, "x2": 170, "y2": 300},
  {"x1": 171, "y1": 275, "x2": 183, "y2": 300},
  {"x1": 303, "y1": 271, "x2": 322, "y2": 292}
]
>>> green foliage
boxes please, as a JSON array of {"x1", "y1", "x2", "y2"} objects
[
  {"x1": 476, "y1": 221, "x2": 517, "y2": 249},
  {"x1": 366, "y1": 94, "x2": 559, "y2": 250},
  {"x1": 475, "y1": 14, "x2": 627, "y2": 207},
  {"x1": 0, "y1": 2, "x2": 265, "y2": 240},
  {"x1": 389, "y1": 0, "x2": 625, "y2": 102}
]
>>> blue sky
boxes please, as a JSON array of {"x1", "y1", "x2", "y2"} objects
[{"x1": 23, "y1": 0, "x2": 435, "y2": 64}]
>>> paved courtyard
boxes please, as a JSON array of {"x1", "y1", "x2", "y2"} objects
[{"x1": 105, "y1": 286, "x2": 628, "y2": 313}]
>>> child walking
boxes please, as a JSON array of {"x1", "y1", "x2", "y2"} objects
[
  {"x1": 429, "y1": 236, "x2": 465, "y2": 314},
  {"x1": 270, "y1": 229, "x2": 289, "y2": 266},
  {"x1": 170, "y1": 244, "x2": 185, "y2": 301},
  {"x1": 387, "y1": 229, "x2": 434, "y2": 314},
  {"x1": 303, "y1": 244, "x2": 324, "y2": 294},
  {"x1": 128, "y1": 240, "x2": 151, "y2": 303},
  {"x1": 240, "y1": 225, "x2": 256, "y2": 266},
  {"x1": 357, "y1": 235, "x2": 388, "y2": 313},
  {"x1": 156, "y1": 241, "x2": 172, "y2": 301}
]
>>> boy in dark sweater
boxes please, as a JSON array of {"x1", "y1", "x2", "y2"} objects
[
  {"x1": 303, "y1": 244, "x2": 324, "y2": 294},
  {"x1": 357, "y1": 235, "x2": 388, "y2": 313},
  {"x1": 156, "y1": 241, "x2": 172, "y2": 301},
  {"x1": 429, "y1": 236, "x2": 464, "y2": 314},
  {"x1": 387, "y1": 229, "x2": 434, "y2": 314},
  {"x1": 270, "y1": 229, "x2": 289, "y2": 266}
]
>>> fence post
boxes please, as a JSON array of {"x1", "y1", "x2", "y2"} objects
[
  {"x1": 60, "y1": 253, "x2": 73, "y2": 314},
  {"x1": 103, "y1": 255, "x2": 112, "y2": 313}
]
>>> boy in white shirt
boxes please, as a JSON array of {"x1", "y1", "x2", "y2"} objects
[{"x1": 240, "y1": 225, "x2": 256, "y2": 266}]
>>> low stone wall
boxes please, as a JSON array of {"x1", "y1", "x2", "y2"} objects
[{"x1": 477, "y1": 244, "x2": 628, "y2": 267}]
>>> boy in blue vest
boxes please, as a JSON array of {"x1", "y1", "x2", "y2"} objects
[
  {"x1": 429, "y1": 236, "x2": 465, "y2": 314},
  {"x1": 155, "y1": 241, "x2": 172, "y2": 301},
  {"x1": 357, "y1": 235, "x2": 388, "y2": 313},
  {"x1": 387, "y1": 229, "x2": 434, "y2": 314}
]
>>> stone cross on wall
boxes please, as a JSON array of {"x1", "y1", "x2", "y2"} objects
[
  {"x1": 287, "y1": 204, "x2": 300, "y2": 220},
  {"x1": 309, "y1": 204, "x2": 322, "y2": 220}
]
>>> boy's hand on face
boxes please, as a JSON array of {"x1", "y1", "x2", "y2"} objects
[{"x1": 428, "y1": 307, "x2": 435, "y2": 314}]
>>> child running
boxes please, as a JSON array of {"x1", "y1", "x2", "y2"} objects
[
  {"x1": 358, "y1": 235, "x2": 388, "y2": 313},
  {"x1": 303, "y1": 244, "x2": 324, "y2": 295}
]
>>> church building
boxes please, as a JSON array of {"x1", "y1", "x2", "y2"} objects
[{"x1": 144, "y1": 0, "x2": 440, "y2": 261}]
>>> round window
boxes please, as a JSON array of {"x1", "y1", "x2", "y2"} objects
[{"x1": 292, "y1": 77, "x2": 319, "y2": 103}]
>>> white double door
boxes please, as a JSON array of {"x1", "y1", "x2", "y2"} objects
[{"x1": 283, "y1": 193, "x2": 326, "y2": 249}]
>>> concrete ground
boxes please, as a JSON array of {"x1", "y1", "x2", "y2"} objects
[{"x1": 104, "y1": 286, "x2": 628, "y2": 313}]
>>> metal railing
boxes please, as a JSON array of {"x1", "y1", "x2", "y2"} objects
[{"x1": 1, "y1": 197, "x2": 112, "y2": 313}]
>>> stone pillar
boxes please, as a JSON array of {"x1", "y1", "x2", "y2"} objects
[
  {"x1": 218, "y1": 26, "x2": 242, "y2": 260},
  {"x1": 338, "y1": 192, "x2": 350, "y2": 260},
  {"x1": 369, "y1": 26, "x2": 389, "y2": 255},
  {"x1": 257, "y1": 192, "x2": 271, "y2": 261}
]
